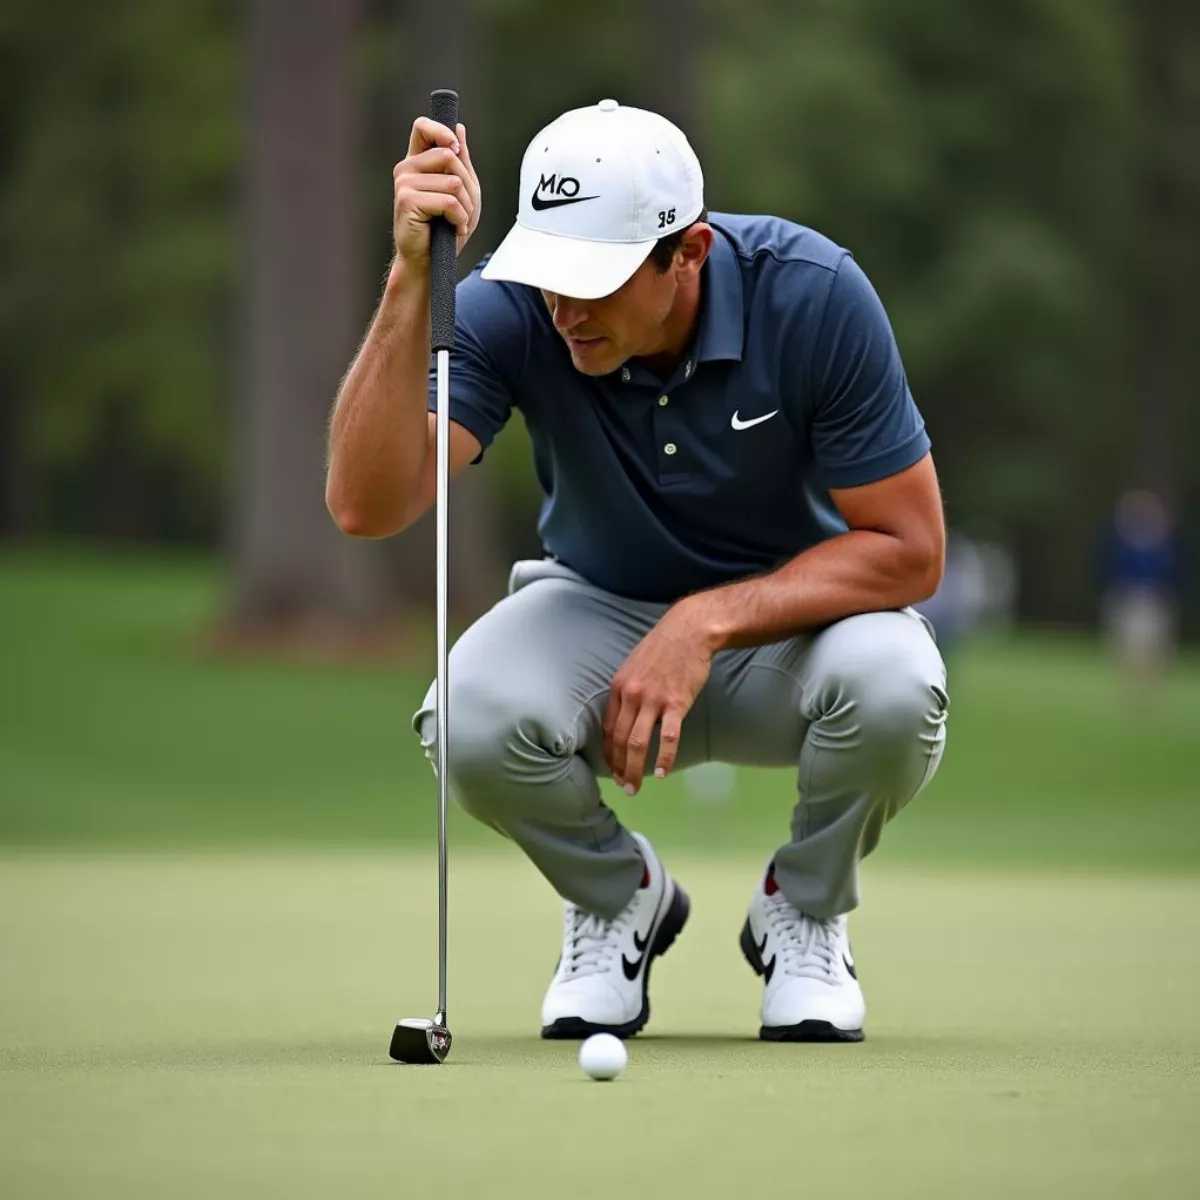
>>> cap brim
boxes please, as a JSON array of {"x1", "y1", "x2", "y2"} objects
[{"x1": 481, "y1": 223, "x2": 653, "y2": 300}]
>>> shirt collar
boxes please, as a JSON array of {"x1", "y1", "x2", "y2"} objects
[{"x1": 693, "y1": 226, "x2": 744, "y2": 363}]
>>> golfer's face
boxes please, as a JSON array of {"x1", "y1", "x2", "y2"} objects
[{"x1": 541, "y1": 257, "x2": 676, "y2": 377}]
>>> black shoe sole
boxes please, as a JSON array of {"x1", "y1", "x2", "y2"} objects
[
  {"x1": 541, "y1": 883, "x2": 691, "y2": 1041},
  {"x1": 759, "y1": 1021, "x2": 864, "y2": 1043},
  {"x1": 738, "y1": 918, "x2": 865, "y2": 1044}
]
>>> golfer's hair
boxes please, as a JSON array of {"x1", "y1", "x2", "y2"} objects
[{"x1": 649, "y1": 207, "x2": 709, "y2": 273}]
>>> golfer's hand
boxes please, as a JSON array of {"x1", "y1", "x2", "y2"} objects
[
  {"x1": 393, "y1": 117, "x2": 481, "y2": 265},
  {"x1": 604, "y1": 604, "x2": 715, "y2": 796}
]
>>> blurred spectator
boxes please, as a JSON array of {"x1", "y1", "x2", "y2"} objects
[{"x1": 1100, "y1": 490, "x2": 1181, "y2": 692}]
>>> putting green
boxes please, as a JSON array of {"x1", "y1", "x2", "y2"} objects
[{"x1": 2, "y1": 851, "x2": 1197, "y2": 1199}]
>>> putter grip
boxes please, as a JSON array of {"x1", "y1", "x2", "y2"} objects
[{"x1": 429, "y1": 89, "x2": 460, "y2": 352}]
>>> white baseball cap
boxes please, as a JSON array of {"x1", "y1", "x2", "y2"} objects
[{"x1": 481, "y1": 99, "x2": 705, "y2": 300}]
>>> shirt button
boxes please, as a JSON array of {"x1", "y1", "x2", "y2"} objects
[
  {"x1": 620, "y1": 367, "x2": 631, "y2": 383},
  {"x1": 658, "y1": 395, "x2": 669, "y2": 407},
  {"x1": 664, "y1": 442, "x2": 677, "y2": 455}
]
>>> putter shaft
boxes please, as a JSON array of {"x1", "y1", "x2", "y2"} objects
[
  {"x1": 435, "y1": 347, "x2": 450, "y2": 1023},
  {"x1": 391, "y1": 88, "x2": 457, "y2": 1066}
]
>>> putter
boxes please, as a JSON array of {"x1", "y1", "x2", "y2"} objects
[{"x1": 389, "y1": 87, "x2": 460, "y2": 1067}]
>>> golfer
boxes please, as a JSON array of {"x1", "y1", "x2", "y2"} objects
[{"x1": 327, "y1": 100, "x2": 949, "y2": 1043}]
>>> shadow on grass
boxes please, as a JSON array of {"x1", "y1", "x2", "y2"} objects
[{"x1": 5, "y1": 1030, "x2": 1032, "y2": 1076}]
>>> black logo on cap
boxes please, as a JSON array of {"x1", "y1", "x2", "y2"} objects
[{"x1": 530, "y1": 173, "x2": 599, "y2": 211}]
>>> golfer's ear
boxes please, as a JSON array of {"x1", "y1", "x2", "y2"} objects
[{"x1": 678, "y1": 224, "x2": 713, "y2": 276}]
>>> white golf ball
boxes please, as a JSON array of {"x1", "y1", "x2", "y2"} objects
[{"x1": 579, "y1": 1033, "x2": 627, "y2": 1081}]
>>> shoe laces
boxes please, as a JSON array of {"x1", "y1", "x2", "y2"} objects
[
  {"x1": 766, "y1": 894, "x2": 843, "y2": 982},
  {"x1": 560, "y1": 903, "x2": 632, "y2": 979}
]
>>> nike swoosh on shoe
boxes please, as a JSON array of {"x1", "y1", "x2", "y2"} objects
[{"x1": 622, "y1": 926, "x2": 653, "y2": 979}]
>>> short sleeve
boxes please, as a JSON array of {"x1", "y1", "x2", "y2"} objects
[
  {"x1": 427, "y1": 266, "x2": 521, "y2": 464},
  {"x1": 806, "y1": 255, "x2": 930, "y2": 489}
]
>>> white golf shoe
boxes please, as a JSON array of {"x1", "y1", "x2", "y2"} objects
[
  {"x1": 540, "y1": 832, "x2": 690, "y2": 1039},
  {"x1": 739, "y1": 863, "x2": 865, "y2": 1042}
]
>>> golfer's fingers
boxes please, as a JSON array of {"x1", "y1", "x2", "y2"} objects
[
  {"x1": 407, "y1": 116, "x2": 459, "y2": 159},
  {"x1": 396, "y1": 145, "x2": 474, "y2": 195},
  {"x1": 621, "y1": 704, "x2": 661, "y2": 794},
  {"x1": 401, "y1": 190, "x2": 471, "y2": 236},
  {"x1": 602, "y1": 680, "x2": 628, "y2": 774},
  {"x1": 455, "y1": 124, "x2": 482, "y2": 231},
  {"x1": 653, "y1": 707, "x2": 685, "y2": 779},
  {"x1": 607, "y1": 694, "x2": 641, "y2": 785},
  {"x1": 397, "y1": 172, "x2": 476, "y2": 226},
  {"x1": 399, "y1": 174, "x2": 466, "y2": 197}
]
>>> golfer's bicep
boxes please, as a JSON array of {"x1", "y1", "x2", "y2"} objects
[{"x1": 401, "y1": 414, "x2": 482, "y2": 528}]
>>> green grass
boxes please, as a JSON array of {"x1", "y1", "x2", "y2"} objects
[
  {"x1": 3, "y1": 550, "x2": 1199, "y2": 1197},
  {"x1": 2, "y1": 547, "x2": 1200, "y2": 868},
  {"x1": 2, "y1": 852, "x2": 1198, "y2": 1199}
]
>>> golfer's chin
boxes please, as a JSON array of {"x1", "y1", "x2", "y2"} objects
[{"x1": 564, "y1": 336, "x2": 620, "y2": 377}]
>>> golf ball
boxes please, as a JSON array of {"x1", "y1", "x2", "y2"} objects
[{"x1": 579, "y1": 1033, "x2": 627, "y2": 1081}]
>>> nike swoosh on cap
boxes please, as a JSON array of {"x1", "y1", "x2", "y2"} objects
[
  {"x1": 530, "y1": 192, "x2": 600, "y2": 212},
  {"x1": 730, "y1": 409, "x2": 779, "y2": 430}
]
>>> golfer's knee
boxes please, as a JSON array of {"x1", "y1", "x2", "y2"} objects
[
  {"x1": 818, "y1": 638, "x2": 946, "y2": 747},
  {"x1": 412, "y1": 672, "x2": 574, "y2": 819}
]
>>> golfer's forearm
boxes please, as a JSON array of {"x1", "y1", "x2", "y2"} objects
[
  {"x1": 680, "y1": 531, "x2": 942, "y2": 652},
  {"x1": 326, "y1": 261, "x2": 432, "y2": 537}
]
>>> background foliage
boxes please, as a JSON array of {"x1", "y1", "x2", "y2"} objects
[{"x1": 1, "y1": 0, "x2": 1195, "y2": 627}]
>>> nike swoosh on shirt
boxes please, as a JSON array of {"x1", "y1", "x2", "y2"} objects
[{"x1": 731, "y1": 409, "x2": 779, "y2": 430}]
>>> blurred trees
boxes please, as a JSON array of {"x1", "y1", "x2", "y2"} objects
[
  {"x1": 0, "y1": 0, "x2": 237, "y2": 542},
  {"x1": 1129, "y1": 0, "x2": 1197, "y2": 503},
  {"x1": 1, "y1": 0, "x2": 1196, "y2": 629},
  {"x1": 230, "y1": 0, "x2": 392, "y2": 637}
]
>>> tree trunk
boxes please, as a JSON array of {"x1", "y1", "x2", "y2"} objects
[
  {"x1": 647, "y1": 0, "x2": 705, "y2": 159},
  {"x1": 1131, "y1": 0, "x2": 1193, "y2": 504},
  {"x1": 228, "y1": 0, "x2": 391, "y2": 638},
  {"x1": 0, "y1": 374, "x2": 34, "y2": 538}
]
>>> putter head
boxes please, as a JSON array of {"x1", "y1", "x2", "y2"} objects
[{"x1": 389, "y1": 1017, "x2": 452, "y2": 1065}]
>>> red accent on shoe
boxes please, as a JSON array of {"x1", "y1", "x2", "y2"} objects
[
  {"x1": 764, "y1": 867, "x2": 780, "y2": 896},
  {"x1": 640, "y1": 862, "x2": 652, "y2": 888}
]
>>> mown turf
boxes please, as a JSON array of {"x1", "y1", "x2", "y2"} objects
[
  {"x1": 2, "y1": 852, "x2": 1198, "y2": 1199},
  {"x1": 3, "y1": 551, "x2": 1199, "y2": 1196},
  {"x1": 2, "y1": 549, "x2": 1199, "y2": 869}
]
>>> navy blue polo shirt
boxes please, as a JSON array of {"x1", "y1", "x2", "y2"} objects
[{"x1": 428, "y1": 212, "x2": 930, "y2": 603}]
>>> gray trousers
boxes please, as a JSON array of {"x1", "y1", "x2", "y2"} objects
[{"x1": 413, "y1": 558, "x2": 948, "y2": 921}]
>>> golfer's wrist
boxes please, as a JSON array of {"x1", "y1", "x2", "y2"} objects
[
  {"x1": 672, "y1": 593, "x2": 732, "y2": 656},
  {"x1": 384, "y1": 256, "x2": 428, "y2": 302}
]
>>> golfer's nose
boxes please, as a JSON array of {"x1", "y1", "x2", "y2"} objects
[{"x1": 549, "y1": 294, "x2": 589, "y2": 333}]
